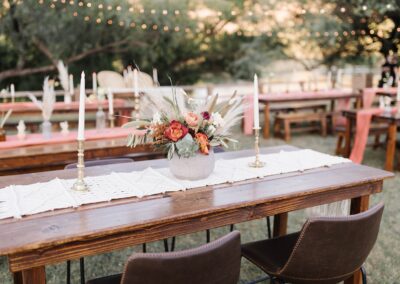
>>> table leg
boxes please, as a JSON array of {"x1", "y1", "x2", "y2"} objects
[
  {"x1": 385, "y1": 123, "x2": 397, "y2": 172},
  {"x1": 13, "y1": 272, "x2": 22, "y2": 284},
  {"x1": 21, "y1": 267, "x2": 46, "y2": 284},
  {"x1": 272, "y1": 212, "x2": 288, "y2": 237},
  {"x1": 344, "y1": 116, "x2": 354, "y2": 158},
  {"x1": 344, "y1": 195, "x2": 370, "y2": 284},
  {"x1": 263, "y1": 103, "x2": 271, "y2": 139}
]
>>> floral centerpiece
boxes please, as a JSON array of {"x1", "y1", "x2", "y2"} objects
[{"x1": 124, "y1": 88, "x2": 243, "y2": 180}]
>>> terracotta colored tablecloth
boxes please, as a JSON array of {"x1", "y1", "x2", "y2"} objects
[
  {"x1": 349, "y1": 107, "x2": 396, "y2": 164},
  {"x1": 0, "y1": 127, "x2": 144, "y2": 150},
  {"x1": 244, "y1": 90, "x2": 353, "y2": 135},
  {"x1": 362, "y1": 87, "x2": 396, "y2": 109}
]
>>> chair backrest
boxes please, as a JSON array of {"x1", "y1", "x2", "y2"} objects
[
  {"x1": 64, "y1": 158, "x2": 133, "y2": 169},
  {"x1": 279, "y1": 203, "x2": 384, "y2": 283},
  {"x1": 97, "y1": 71, "x2": 126, "y2": 89},
  {"x1": 125, "y1": 71, "x2": 154, "y2": 88},
  {"x1": 121, "y1": 231, "x2": 241, "y2": 284}
]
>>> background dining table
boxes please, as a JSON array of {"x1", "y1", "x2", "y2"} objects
[
  {"x1": 244, "y1": 90, "x2": 362, "y2": 138},
  {"x1": 0, "y1": 145, "x2": 393, "y2": 284},
  {"x1": 0, "y1": 128, "x2": 156, "y2": 175}
]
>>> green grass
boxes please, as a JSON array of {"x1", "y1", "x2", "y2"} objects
[{"x1": 0, "y1": 131, "x2": 399, "y2": 284}]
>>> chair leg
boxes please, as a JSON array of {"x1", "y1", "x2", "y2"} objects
[
  {"x1": 206, "y1": 229, "x2": 211, "y2": 243},
  {"x1": 66, "y1": 260, "x2": 71, "y2": 284},
  {"x1": 171, "y1": 236, "x2": 176, "y2": 251},
  {"x1": 142, "y1": 243, "x2": 147, "y2": 253},
  {"x1": 163, "y1": 239, "x2": 169, "y2": 252},
  {"x1": 79, "y1": 258, "x2": 85, "y2": 284},
  {"x1": 266, "y1": 216, "x2": 272, "y2": 239},
  {"x1": 373, "y1": 134, "x2": 381, "y2": 150},
  {"x1": 361, "y1": 266, "x2": 367, "y2": 284},
  {"x1": 230, "y1": 224, "x2": 234, "y2": 232},
  {"x1": 335, "y1": 134, "x2": 344, "y2": 155}
]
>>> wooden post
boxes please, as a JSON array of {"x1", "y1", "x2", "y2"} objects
[
  {"x1": 273, "y1": 212, "x2": 288, "y2": 237},
  {"x1": 22, "y1": 267, "x2": 46, "y2": 284},
  {"x1": 344, "y1": 115, "x2": 354, "y2": 158},
  {"x1": 263, "y1": 103, "x2": 271, "y2": 139},
  {"x1": 385, "y1": 123, "x2": 397, "y2": 171}
]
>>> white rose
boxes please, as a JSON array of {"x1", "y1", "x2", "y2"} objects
[
  {"x1": 152, "y1": 112, "x2": 162, "y2": 124},
  {"x1": 211, "y1": 112, "x2": 224, "y2": 127}
]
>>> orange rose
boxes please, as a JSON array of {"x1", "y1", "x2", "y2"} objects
[
  {"x1": 195, "y1": 133, "x2": 210, "y2": 155},
  {"x1": 184, "y1": 112, "x2": 199, "y2": 127},
  {"x1": 164, "y1": 121, "x2": 188, "y2": 142}
]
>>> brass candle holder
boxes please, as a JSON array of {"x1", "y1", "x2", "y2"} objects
[
  {"x1": 71, "y1": 140, "x2": 89, "y2": 191},
  {"x1": 109, "y1": 113, "x2": 115, "y2": 128},
  {"x1": 249, "y1": 127, "x2": 265, "y2": 168}
]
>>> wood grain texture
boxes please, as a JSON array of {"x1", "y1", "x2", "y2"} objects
[
  {"x1": 0, "y1": 138, "x2": 155, "y2": 175},
  {"x1": 0, "y1": 146, "x2": 393, "y2": 279}
]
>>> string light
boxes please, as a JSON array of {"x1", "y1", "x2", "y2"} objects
[{"x1": 33, "y1": 0, "x2": 394, "y2": 41}]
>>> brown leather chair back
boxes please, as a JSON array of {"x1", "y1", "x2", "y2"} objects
[
  {"x1": 64, "y1": 158, "x2": 133, "y2": 169},
  {"x1": 280, "y1": 203, "x2": 384, "y2": 283},
  {"x1": 120, "y1": 231, "x2": 241, "y2": 284}
]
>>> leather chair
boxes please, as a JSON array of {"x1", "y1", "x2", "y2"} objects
[
  {"x1": 86, "y1": 231, "x2": 241, "y2": 284},
  {"x1": 242, "y1": 203, "x2": 384, "y2": 284}
]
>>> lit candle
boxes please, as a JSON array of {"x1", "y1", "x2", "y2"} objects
[
  {"x1": 92, "y1": 72, "x2": 97, "y2": 96},
  {"x1": 108, "y1": 89, "x2": 114, "y2": 116},
  {"x1": 134, "y1": 69, "x2": 139, "y2": 97},
  {"x1": 69, "y1": 74, "x2": 74, "y2": 96},
  {"x1": 153, "y1": 68, "x2": 158, "y2": 85},
  {"x1": 77, "y1": 72, "x2": 86, "y2": 141},
  {"x1": 10, "y1": 84, "x2": 15, "y2": 103},
  {"x1": 253, "y1": 74, "x2": 260, "y2": 129}
]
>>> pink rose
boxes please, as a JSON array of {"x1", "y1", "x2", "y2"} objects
[{"x1": 184, "y1": 112, "x2": 199, "y2": 127}]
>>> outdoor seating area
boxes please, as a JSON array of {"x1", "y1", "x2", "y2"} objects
[{"x1": 1, "y1": 1, "x2": 400, "y2": 284}]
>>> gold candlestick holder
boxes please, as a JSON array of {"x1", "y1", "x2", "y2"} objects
[
  {"x1": 109, "y1": 114, "x2": 115, "y2": 128},
  {"x1": 71, "y1": 140, "x2": 89, "y2": 191},
  {"x1": 249, "y1": 127, "x2": 265, "y2": 168}
]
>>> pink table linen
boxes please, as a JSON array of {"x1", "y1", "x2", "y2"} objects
[
  {"x1": 362, "y1": 88, "x2": 396, "y2": 109},
  {"x1": 349, "y1": 107, "x2": 396, "y2": 164},
  {"x1": 244, "y1": 90, "x2": 353, "y2": 135},
  {"x1": 0, "y1": 128, "x2": 144, "y2": 150},
  {"x1": 0, "y1": 99, "x2": 126, "y2": 113}
]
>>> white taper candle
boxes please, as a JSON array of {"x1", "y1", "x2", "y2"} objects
[
  {"x1": 108, "y1": 89, "x2": 114, "y2": 115},
  {"x1": 69, "y1": 74, "x2": 74, "y2": 95},
  {"x1": 92, "y1": 72, "x2": 97, "y2": 96},
  {"x1": 134, "y1": 69, "x2": 139, "y2": 97},
  {"x1": 77, "y1": 72, "x2": 86, "y2": 141},
  {"x1": 153, "y1": 68, "x2": 158, "y2": 84},
  {"x1": 253, "y1": 74, "x2": 260, "y2": 129},
  {"x1": 10, "y1": 84, "x2": 15, "y2": 102}
]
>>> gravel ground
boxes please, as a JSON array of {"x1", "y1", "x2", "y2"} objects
[{"x1": 0, "y1": 130, "x2": 398, "y2": 284}]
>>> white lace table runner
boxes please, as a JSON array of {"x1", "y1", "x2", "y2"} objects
[{"x1": 0, "y1": 149, "x2": 350, "y2": 220}]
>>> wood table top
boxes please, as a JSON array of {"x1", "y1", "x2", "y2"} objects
[
  {"x1": 259, "y1": 91, "x2": 360, "y2": 103},
  {"x1": 0, "y1": 137, "x2": 153, "y2": 175},
  {"x1": 0, "y1": 145, "x2": 393, "y2": 257}
]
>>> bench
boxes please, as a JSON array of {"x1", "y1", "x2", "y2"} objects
[{"x1": 274, "y1": 112, "x2": 327, "y2": 142}]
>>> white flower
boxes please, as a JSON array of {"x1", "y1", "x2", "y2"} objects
[
  {"x1": 152, "y1": 112, "x2": 162, "y2": 124},
  {"x1": 207, "y1": 125, "x2": 216, "y2": 136},
  {"x1": 211, "y1": 112, "x2": 224, "y2": 127}
]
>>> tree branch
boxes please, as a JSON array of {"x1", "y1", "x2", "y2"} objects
[{"x1": 0, "y1": 39, "x2": 145, "y2": 81}]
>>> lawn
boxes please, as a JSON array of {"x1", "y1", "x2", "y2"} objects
[{"x1": 0, "y1": 131, "x2": 398, "y2": 284}]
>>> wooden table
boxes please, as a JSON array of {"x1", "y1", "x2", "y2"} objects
[
  {"x1": 259, "y1": 91, "x2": 361, "y2": 138},
  {"x1": 342, "y1": 110, "x2": 398, "y2": 171},
  {"x1": 0, "y1": 145, "x2": 392, "y2": 284},
  {"x1": 0, "y1": 138, "x2": 155, "y2": 175},
  {"x1": 373, "y1": 113, "x2": 400, "y2": 171},
  {"x1": 0, "y1": 100, "x2": 133, "y2": 127}
]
